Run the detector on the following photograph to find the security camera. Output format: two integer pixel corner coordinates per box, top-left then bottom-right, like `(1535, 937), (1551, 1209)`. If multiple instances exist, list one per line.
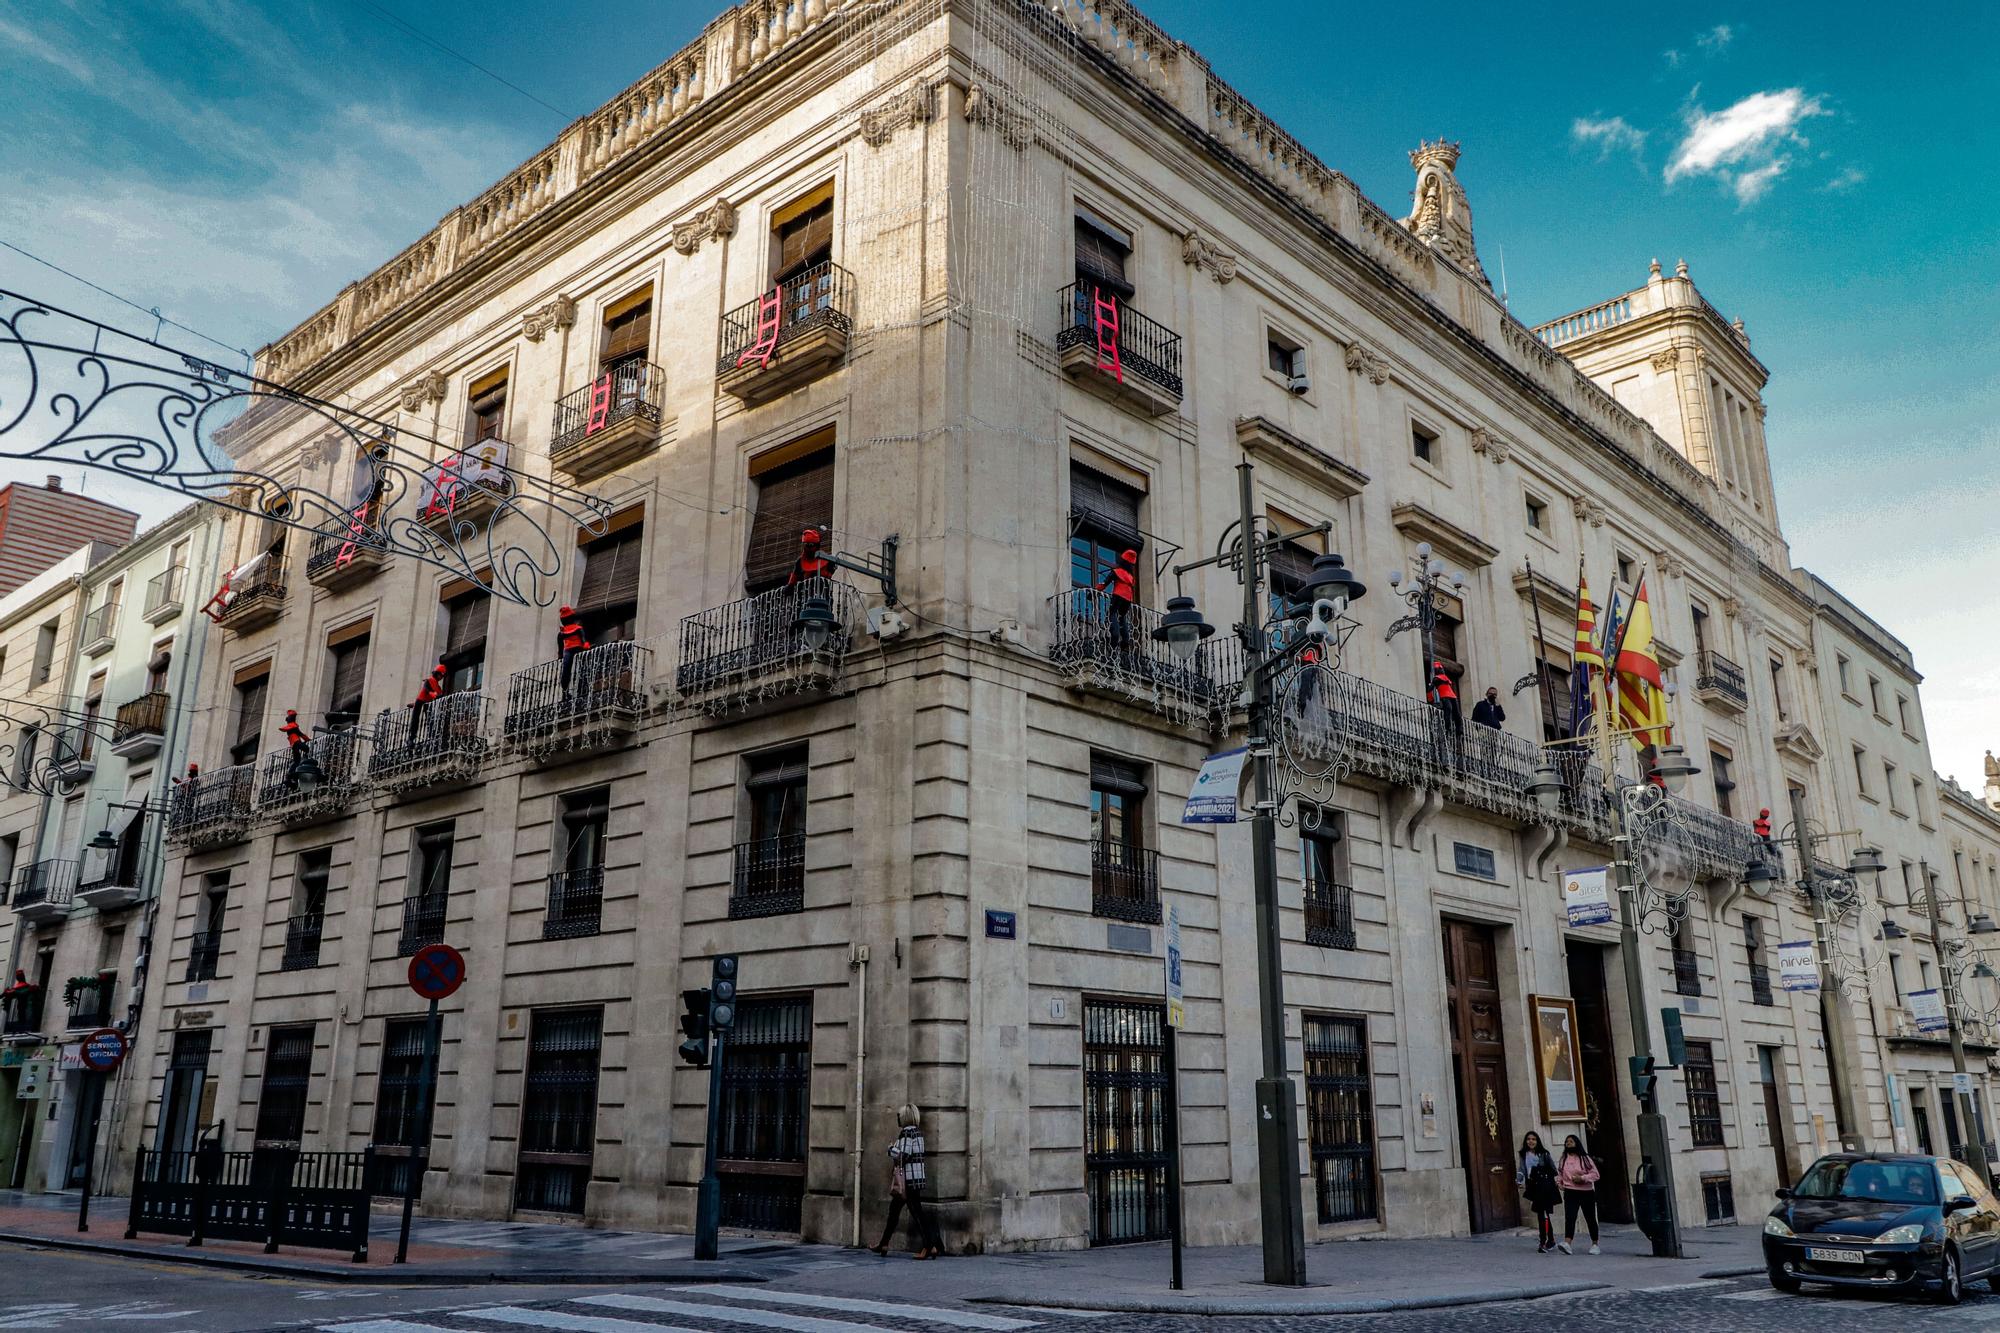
(1287, 371), (1311, 396)
(1304, 597), (1343, 642)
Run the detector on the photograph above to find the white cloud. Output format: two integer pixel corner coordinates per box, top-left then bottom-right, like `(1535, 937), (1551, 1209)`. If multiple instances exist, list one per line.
(1664, 87), (1827, 203)
(1697, 24), (1734, 53)
(1821, 165), (1867, 192)
(1662, 48), (1684, 69)
(1572, 115), (1648, 161)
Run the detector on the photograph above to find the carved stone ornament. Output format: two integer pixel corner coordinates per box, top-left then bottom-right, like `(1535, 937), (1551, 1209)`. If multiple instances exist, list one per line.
(1720, 596), (1743, 619)
(1402, 139), (1490, 288)
(670, 200), (738, 257)
(1754, 400), (1768, 421)
(522, 294), (578, 342)
(1468, 426), (1510, 464)
(1651, 348), (1681, 373)
(398, 372), (448, 413)
(859, 81), (937, 147)
(1570, 495), (1607, 528)
(964, 83), (1033, 150)
(1652, 550), (1687, 578)
(1343, 341), (1389, 385)
(1797, 649), (1818, 672)
(1180, 229), (1237, 284)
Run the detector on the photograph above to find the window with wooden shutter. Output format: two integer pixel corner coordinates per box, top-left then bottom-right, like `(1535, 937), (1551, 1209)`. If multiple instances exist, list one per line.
(439, 589), (489, 691)
(232, 672), (268, 765)
(775, 198), (834, 284)
(744, 449), (835, 594)
(575, 529), (642, 643)
(326, 635), (370, 728)
(469, 376), (508, 443)
(1074, 209), (1133, 298)
(1068, 463), (1145, 591)
(599, 297), (651, 370)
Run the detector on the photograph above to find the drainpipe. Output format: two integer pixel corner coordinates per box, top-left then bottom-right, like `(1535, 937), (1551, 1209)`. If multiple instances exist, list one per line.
(850, 943), (869, 1246)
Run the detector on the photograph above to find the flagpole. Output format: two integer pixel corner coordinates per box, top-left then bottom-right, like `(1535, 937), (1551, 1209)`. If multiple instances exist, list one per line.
(1523, 559), (1560, 743)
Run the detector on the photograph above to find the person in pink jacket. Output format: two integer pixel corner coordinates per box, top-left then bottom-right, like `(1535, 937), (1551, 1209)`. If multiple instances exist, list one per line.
(1556, 1132), (1602, 1254)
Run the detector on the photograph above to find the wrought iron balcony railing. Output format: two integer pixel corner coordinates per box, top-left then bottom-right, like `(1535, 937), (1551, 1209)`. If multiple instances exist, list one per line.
(11, 859), (77, 918)
(504, 640), (650, 757)
(730, 833), (805, 920)
(550, 358), (665, 461)
(112, 691), (170, 746)
(305, 527), (389, 586)
(257, 730), (368, 825)
(185, 930), (221, 983)
(81, 601), (119, 654)
(1047, 587), (1243, 728)
(543, 865), (603, 940)
(677, 578), (861, 713)
(0, 987), (43, 1038)
(144, 564), (187, 621)
(281, 914), (324, 971)
(716, 261), (855, 377)
(1694, 649), (1748, 711)
(1673, 947), (1702, 996)
(65, 976), (114, 1030)
(1305, 876), (1357, 950)
(1058, 283), (1185, 399)
(397, 895), (447, 957)
(214, 577), (285, 630)
(1749, 962), (1775, 1006)
(166, 763), (257, 849)
(368, 692), (492, 791)
(1091, 839), (1160, 924)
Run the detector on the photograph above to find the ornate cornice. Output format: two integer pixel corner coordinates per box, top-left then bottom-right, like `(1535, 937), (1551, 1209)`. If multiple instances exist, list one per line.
(522, 295), (577, 342)
(1344, 340), (1388, 385)
(1651, 549), (1687, 578)
(1650, 348), (1680, 374)
(859, 80), (937, 146)
(1181, 229), (1237, 284)
(670, 199), (738, 256)
(1235, 415), (1369, 499)
(1391, 500), (1499, 569)
(398, 371), (447, 413)
(963, 83), (1033, 150)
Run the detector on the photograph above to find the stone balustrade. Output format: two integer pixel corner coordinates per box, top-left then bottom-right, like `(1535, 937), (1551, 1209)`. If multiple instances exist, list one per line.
(459, 144), (562, 266)
(1533, 295), (1632, 347)
(1054, 0), (1182, 100)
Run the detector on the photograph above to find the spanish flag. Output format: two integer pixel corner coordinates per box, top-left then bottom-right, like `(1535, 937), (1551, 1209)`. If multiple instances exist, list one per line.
(1569, 561), (1600, 738)
(1614, 572), (1671, 752)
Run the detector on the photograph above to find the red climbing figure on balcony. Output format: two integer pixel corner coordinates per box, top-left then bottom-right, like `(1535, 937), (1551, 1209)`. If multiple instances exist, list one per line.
(1091, 287), (1122, 383)
(739, 287), (783, 370)
(787, 528), (834, 587)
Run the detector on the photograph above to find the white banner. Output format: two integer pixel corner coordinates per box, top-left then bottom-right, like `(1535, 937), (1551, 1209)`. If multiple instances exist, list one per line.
(1955, 1071), (1976, 1098)
(1181, 747), (1248, 824)
(1910, 988), (1948, 1033)
(1165, 904), (1184, 1030)
(1779, 940), (1819, 992)
(1562, 867), (1611, 927)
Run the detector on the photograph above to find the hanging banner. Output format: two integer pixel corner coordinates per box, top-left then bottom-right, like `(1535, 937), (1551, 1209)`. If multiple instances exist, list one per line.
(1779, 940), (1819, 992)
(1181, 747), (1248, 824)
(1910, 988), (1948, 1033)
(1164, 903), (1184, 1030)
(1562, 867), (1612, 927)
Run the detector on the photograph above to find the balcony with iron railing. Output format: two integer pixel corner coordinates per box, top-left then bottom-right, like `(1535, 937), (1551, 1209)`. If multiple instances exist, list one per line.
(79, 820), (147, 912)
(543, 866), (603, 940)
(213, 575), (286, 633)
(730, 833), (805, 920)
(1694, 649), (1748, 712)
(80, 600), (119, 657)
(716, 261), (855, 404)
(1673, 947), (1702, 997)
(1750, 962), (1775, 1006)
(280, 914), (324, 971)
(1305, 876), (1357, 950)
(64, 973), (115, 1030)
(110, 690), (170, 759)
(256, 731), (368, 827)
(368, 692), (492, 794)
(504, 640), (650, 760)
(1091, 839), (1160, 924)
(185, 930), (220, 983)
(0, 984), (43, 1041)
(549, 360), (665, 481)
(11, 860), (77, 925)
(677, 578), (861, 716)
(1056, 283), (1185, 417)
(144, 564), (187, 623)
(1046, 588), (1243, 731)
(417, 444), (515, 530)
(166, 763), (257, 849)
(305, 525), (389, 591)
(397, 895), (447, 957)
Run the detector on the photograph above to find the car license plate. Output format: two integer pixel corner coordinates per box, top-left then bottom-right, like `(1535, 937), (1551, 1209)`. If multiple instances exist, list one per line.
(1807, 1247), (1866, 1264)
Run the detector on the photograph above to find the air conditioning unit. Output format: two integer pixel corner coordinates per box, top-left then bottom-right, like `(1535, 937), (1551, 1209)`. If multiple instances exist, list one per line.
(1287, 371), (1311, 396)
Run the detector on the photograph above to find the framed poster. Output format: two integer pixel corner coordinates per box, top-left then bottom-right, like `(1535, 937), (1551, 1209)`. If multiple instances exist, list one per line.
(1529, 994), (1587, 1122)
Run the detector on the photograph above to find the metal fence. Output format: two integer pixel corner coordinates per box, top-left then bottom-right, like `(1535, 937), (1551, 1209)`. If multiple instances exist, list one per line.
(676, 578), (860, 706)
(0, 986), (42, 1036)
(1673, 947), (1702, 997)
(11, 859), (77, 912)
(1305, 876), (1356, 950)
(144, 564), (185, 617)
(543, 866), (603, 940)
(504, 640), (650, 755)
(81, 600), (119, 647)
(280, 915), (324, 972)
(1082, 999), (1171, 1244)
(215, 578), (285, 625)
(716, 261), (855, 373)
(305, 528), (384, 579)
(257, 730), (367, 823)
(551, 358), (665, 457)
(368, 692), (492, 789)
(127, 1144), (374, 1261)
(1305, 1014), (1377, 1224)
(1057, 283), (1184, 396)
(111, 690), (169, 745)
(1047, 587), (1242, 721)
(397, 895), (447, 957)
(185, 930), (221, 983)
(166, 763), (257, 848)
(730, 833), (805, 920)
(1090, 839), (1160, 924)
(1695, 649), (1748, 709)
(718, 996), (812, 1233)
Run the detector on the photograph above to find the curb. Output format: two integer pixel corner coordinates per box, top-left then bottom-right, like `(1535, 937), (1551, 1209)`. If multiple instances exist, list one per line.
(969, 1280), (1611, 1316)
(1697, 1265), (1765, 1279)
(0, 1230), (768, 1286)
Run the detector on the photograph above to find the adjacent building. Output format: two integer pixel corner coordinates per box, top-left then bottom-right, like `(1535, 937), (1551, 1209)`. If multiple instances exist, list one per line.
(0, 477), (137, 598)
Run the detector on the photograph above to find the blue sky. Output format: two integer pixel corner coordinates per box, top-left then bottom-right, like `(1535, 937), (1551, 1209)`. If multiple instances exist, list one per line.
(1, 1), (1994, 787)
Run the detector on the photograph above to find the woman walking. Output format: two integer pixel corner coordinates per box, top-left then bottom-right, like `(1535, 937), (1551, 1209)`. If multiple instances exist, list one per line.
(1556, 1133), (1602, 1254)
(1517, 1131), (1561, 1253)
(871, 1104), (944, 1259)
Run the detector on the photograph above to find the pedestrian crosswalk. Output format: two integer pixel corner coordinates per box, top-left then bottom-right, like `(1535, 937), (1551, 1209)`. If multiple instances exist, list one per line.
(320, 1286), (1058, 1333)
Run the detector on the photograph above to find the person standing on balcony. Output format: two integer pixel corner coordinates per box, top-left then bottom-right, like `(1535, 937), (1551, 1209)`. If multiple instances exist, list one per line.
(787, 527), (835, 587)
(1471, 685), (1505, 729)
(1428, 660), (1463, 760)
(557, 606), (591, 692)
(408, 662), (446, 746)
(870, 1104), (944, 1260)
(280, 710), (309, 786)
(1096, 548), (1140, 665)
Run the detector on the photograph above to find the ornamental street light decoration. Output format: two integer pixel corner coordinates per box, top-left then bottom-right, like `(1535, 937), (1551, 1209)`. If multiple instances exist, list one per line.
(0, 701), (124, 798)
(1907, 864), (1995, 1180)
(0, 287), (612, 606)
(1155, 460), (1364, 1286)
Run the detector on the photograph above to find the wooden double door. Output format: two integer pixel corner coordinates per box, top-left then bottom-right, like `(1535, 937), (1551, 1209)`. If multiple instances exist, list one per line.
(1444, 919), (1517, 1233)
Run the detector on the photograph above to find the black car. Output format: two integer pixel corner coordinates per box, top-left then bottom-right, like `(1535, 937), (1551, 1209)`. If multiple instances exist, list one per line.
(1764, 1152), (2000, 1302)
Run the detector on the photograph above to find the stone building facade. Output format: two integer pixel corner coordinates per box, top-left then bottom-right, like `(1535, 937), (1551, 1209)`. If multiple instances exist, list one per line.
(93, 0), (1946, 1250)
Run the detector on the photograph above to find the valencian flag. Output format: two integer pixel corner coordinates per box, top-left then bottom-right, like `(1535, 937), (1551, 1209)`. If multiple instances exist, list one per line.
(1569, 560), (1601, 739)
(1613, 572), (1671, 751)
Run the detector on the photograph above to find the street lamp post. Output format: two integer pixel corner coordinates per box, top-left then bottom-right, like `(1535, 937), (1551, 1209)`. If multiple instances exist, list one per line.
(1161, 461), (1364, 1285)
(1919, 862), (1993, 1181)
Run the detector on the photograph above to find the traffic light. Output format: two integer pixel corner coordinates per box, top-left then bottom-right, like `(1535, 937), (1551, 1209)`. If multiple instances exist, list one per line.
(679, 987), (711, 1066)
(1659, 1007), (1687, 1068)
(1629, 1054), (1656, 1101)
(709, 955), (739, 1032)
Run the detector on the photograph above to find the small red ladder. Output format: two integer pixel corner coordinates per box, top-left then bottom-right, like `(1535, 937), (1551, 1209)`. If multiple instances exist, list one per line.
(739, 287), (783, 369)
(1092, 289), (1122, 383)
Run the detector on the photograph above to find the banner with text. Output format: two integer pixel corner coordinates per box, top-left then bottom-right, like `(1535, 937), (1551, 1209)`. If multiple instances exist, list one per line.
(1562, 868), (1612, 928)
(1910, 988), (1949, 1033)
(1182, 748), (1248, 824)
(1779, 940), (1819, 992)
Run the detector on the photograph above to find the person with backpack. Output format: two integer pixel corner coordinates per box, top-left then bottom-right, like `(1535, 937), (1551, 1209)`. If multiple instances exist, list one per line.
(1517, 1130), (1560, 1253)
(1556, 1132), (1602, 1254)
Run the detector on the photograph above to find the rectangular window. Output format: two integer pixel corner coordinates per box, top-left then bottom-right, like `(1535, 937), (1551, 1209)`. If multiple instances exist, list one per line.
(440, 586), (490, 692)
(1305, 1014), (1377, 1223)
(717, 995), (813, 1232)
(515, 1007), (603, 1214)
(1709, 749), (1736, 818)
(31, 621), (56, 685)
(147, 639), (173, 693)
(12, 725), (36, 787)
(371, 1016), (440, 1198)
(1836, 654), (1853, 695)
(157, 1029), (214, 1155)
(1673, 918), (1701, 997)
(574, 525), (642, 644)
(746, 444), (835, 595)
(736, 748), (807, 919)
(1068, 462), (1145, 594)
(599, 292), (652, 373)
(1090, 754), (1157, 922)
(546, 788), (608, 940)
(775, 194), (835, 286)
(1867, 675), (1884, 717)
(469, 373), (507, 444)
(1265, 539), (1319, 621)
(254, 1024), (315, 1145)
(188, 876), (226, 982)
(325, 628), (371, 729)
(1852, 746), (1869, 796)
(1914, 778), (1928, 826)
(1615, 552), (1635, 586)
(1885, 762), (1901, 813)
(1524, 495), (1546, 531)
(1302, 813), (1354, 949)
(400, 822), (454, 956)
(1897, 695), (1914, 734)
(1411, 422), (1438, 464)
(1083, 998), (1169, 1244)
(1425, 603), (1465, 695)
(1701, 1172), (1736, 1224)
(1266, 331), (1302, 378)
(80, 671), (105, 762)
(1769, 657), (1788, 720)
(231, 669), (268, 766)
(1684, 1041), (1724, 1147)
(282, 848), (330, 972)
(1074, 207), (1132, 298)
